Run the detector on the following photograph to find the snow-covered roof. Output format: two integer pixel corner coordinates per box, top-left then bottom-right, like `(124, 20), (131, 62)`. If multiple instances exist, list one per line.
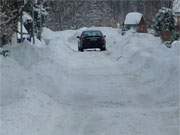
(124, 12), (143, 25)
(22, 12), (33, 23)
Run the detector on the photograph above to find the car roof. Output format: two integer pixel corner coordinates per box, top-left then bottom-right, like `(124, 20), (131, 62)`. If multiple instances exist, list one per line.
(82, 30), (102, 33)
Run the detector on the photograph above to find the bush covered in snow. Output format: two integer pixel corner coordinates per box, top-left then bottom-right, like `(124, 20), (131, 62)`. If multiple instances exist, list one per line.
(153, 7), (175, 35)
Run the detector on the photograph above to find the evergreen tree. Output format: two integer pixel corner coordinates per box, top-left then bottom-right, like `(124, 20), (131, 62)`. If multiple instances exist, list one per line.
(153, 7), (175, 35)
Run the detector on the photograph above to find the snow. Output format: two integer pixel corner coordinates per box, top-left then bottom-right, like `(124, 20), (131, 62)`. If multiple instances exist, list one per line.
(173, 0), (180, 12)
(34, 4), (48, 16)
(17, 22), (29, 39)
(124, 12), (143, 25)
(0, 27), (180, 135)
(22, 12), (33, 23)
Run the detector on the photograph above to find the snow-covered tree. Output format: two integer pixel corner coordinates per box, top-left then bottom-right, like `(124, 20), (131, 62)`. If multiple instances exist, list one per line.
(0, 0), (23, 46)
(34, 2), (48, 40)
(153, 7), (175, 34)
(45, 0), (173, 31)
(23, 0), (48, 40)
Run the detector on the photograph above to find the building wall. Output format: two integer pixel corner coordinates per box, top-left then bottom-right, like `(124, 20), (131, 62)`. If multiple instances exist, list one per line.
(138, 17), (147, 33)
(176, 16), (180, 31)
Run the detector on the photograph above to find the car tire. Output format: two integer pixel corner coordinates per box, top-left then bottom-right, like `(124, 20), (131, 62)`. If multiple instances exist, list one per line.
(78, 43), (84, 52)
(100, 46), (106, 51)
(78, 47), (84, 52)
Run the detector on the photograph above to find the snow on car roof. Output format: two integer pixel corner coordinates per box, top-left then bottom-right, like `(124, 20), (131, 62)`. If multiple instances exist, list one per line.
(83, 30), (102, 32)
(124, 12), (143, 25)
(82, 30), (102, 37)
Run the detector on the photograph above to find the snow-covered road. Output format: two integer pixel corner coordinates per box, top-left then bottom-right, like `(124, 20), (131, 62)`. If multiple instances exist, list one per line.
(0, 27), (179, 135)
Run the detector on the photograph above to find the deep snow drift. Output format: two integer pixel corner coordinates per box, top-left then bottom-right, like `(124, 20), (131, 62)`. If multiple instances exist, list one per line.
(0, 27), (180, 135)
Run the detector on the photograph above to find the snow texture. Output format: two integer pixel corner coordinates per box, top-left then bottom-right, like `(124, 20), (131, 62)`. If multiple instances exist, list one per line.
(0, 27), (180, 135)
(124, 12), (143, 25)
(173, 0), (180, 12)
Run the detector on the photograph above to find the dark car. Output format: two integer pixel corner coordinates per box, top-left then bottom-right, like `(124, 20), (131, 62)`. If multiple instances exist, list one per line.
(77, 30), (106, 52)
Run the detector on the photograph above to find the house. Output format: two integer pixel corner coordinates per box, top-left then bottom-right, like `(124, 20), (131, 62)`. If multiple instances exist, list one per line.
(17, 22), (31, 43)
(124, 12), (147, 33)
(175, 12), (180, 32)
(22, 12), (33, 35)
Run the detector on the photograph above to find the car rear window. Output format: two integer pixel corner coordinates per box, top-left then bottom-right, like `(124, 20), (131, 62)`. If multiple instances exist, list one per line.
(82, 31), (102, 37)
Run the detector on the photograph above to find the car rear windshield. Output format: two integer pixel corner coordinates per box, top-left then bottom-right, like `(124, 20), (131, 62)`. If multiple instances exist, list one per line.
(82, 31), (103, 37)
